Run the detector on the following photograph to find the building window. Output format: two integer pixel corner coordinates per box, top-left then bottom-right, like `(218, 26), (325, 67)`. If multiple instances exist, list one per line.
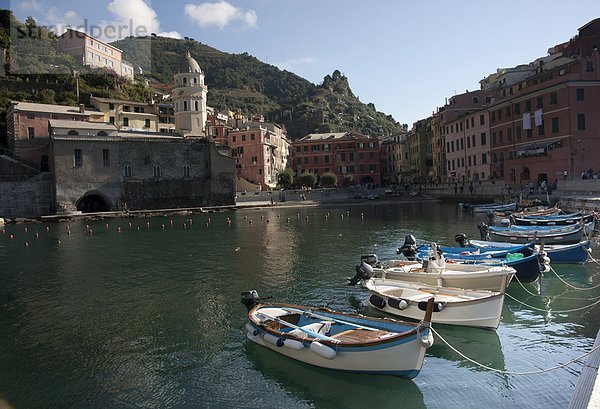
(124, 164), (132, 177)
(516, 126), (521, 139)
(538, 123), (545, 136)
(577, 114), (586, 130)
(479, 114), (485, 125)
(514, 103), (520, 114)
(586, 61), (594, 72)
(153, 165), (162, 177)
(472, 134), (475, 147)
(552, 117), (559, 133)
(232, 135), (236, 142)
(195, 101), (199, 111)
(183, 165), (190, 177)
(251, 133), (255, 140)
(145, 119), (151, 128)
(576, 88), (585, 101)
(242, 135), (246, 141)
(525, 100), (531, 112)
(507, 128), (512, 141)
(304, 157), (308, 164)
(74, 149), (82, 167)
(480, 133), (486, 145)
(123, 117), (129, 126)
(102, 149), (110, 167)
(109, 116), (115, 124)
(481, 153), (487, 164)
(527, 129), (532, 138)
(183, 101), (188, 111)
(324, 155), (330, 163)
(536, 96), (543, 109)
(313, 156), (318, 164)
(550, 92), (557, 105)
(27, 127), (35, 139)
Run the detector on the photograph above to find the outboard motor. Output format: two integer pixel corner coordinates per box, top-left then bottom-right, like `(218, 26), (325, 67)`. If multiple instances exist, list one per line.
(241, 290), (261, 312)
(477, 222), (489, 240)
(455, 233), (469, 247)
(360, 254), (378, 266)
(397, 234), (418, 260)
(486, 209), (494, 219)
(348, 261), (374, 286)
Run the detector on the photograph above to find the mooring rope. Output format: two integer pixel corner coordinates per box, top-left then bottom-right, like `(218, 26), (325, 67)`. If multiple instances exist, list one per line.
(505, 293), (600, 313)
(512, 273), (541, 297)
(548, 265), (600, 291)
(431, 327), (600, 376)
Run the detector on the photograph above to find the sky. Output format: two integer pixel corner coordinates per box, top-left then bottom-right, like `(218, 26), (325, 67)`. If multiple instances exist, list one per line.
(6, 0), (599, 126)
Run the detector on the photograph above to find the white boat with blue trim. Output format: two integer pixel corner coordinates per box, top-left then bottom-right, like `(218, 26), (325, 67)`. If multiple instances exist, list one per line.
(241, 290), (434, 378)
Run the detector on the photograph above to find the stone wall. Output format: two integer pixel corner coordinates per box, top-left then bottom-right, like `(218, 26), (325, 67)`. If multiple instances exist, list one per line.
(0, 173), (53, 218)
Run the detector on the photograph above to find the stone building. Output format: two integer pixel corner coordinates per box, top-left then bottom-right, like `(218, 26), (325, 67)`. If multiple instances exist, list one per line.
(49, 119), (235, 213)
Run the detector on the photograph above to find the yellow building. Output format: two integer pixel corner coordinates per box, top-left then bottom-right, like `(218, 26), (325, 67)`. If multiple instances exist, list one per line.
(90, 97), (158, 132)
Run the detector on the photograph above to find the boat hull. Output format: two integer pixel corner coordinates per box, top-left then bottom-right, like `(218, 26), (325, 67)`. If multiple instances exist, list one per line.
(246, 303), (433, 378)
(365, 280), (505, 329)
(467, 239), (592, 264)
(373, 263), (515, 292)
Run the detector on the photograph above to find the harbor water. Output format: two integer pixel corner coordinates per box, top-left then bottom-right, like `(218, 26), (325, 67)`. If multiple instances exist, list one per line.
(0, 201), (599, 408)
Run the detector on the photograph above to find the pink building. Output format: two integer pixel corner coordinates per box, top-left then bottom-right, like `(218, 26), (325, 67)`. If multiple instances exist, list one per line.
(58, 29), (134, 80)
(228, 123), (290, 190)
(489, 18), (600, 186)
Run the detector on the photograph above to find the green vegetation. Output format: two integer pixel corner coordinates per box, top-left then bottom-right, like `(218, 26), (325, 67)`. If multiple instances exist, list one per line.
(277, 168), (294, 190)
(0, 12), (403, 146)
(320, 172), (337, 187)
(112, 36), (403, 139)
(296, 172), (317, 188)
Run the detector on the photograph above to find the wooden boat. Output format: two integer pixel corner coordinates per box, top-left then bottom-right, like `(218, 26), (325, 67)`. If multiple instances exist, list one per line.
(364, 276), (508, 329)
(468, 202), (517, 214)
(481, 222), (587, 244)
(467, 239), (592, 264)
(512, 213), (593, 227)
(348, 248), (516, 291)
(241, 290), (435, 378)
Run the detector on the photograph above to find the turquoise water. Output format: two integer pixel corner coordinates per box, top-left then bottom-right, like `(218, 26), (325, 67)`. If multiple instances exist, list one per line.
(0, 202), (598, 408)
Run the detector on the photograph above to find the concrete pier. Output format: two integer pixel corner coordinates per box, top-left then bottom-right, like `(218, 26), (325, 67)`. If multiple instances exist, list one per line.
(569, 329), (600, 408)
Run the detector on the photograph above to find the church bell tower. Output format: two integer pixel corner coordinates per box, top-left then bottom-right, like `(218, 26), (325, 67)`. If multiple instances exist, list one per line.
(173, 51), (208, 136)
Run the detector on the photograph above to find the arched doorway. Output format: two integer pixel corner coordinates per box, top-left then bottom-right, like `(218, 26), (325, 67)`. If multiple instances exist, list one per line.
(76, 194), (111, 213)
(40, 155), (49, 172)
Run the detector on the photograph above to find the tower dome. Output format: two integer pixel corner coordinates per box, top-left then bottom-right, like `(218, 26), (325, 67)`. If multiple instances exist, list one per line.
(178, 51), (201, 74)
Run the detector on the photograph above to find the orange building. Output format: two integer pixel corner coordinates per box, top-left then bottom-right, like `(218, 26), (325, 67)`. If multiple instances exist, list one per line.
(292, 132), (381, 186)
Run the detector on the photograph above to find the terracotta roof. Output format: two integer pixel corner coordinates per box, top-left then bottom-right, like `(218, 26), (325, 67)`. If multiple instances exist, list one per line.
(11, 101), (101, 115)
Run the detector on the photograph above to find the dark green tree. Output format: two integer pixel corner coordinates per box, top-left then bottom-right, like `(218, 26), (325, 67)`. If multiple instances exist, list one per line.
(320, 172), (337, 187)
(277, 168), (294, 189)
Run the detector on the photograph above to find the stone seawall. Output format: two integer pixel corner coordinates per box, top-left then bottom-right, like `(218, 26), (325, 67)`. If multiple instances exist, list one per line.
(0, 173), (53, 218)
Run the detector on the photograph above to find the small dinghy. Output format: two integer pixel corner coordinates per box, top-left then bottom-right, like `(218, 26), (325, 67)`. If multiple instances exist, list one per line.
(364, 277), (508, 330)
(241, 290), (435, 378)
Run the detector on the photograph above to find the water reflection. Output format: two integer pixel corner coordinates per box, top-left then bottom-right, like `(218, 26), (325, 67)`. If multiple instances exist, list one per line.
(245, 342), (426, 409)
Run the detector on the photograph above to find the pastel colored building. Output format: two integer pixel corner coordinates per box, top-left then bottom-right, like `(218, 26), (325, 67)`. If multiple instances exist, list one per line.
(292, 132), (381, 187)
(57, 29), (134, 80)
(227, 122), (290, 190)
(90, 97), (159, 132)
(6, 101), (104, 170)
(488, 18), (600, 186)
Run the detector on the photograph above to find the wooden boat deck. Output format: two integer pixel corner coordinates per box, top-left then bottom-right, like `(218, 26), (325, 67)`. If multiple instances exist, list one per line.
(331, 328), (390, 342)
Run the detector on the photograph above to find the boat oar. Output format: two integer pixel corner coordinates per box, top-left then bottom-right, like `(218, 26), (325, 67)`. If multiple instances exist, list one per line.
(281, 307), (381, 332)
(255, 311), (340, 343)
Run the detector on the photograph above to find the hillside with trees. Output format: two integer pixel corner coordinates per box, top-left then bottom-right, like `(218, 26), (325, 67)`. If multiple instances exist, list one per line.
(0, 11), (404, 144)
(113, 36), (404, 139)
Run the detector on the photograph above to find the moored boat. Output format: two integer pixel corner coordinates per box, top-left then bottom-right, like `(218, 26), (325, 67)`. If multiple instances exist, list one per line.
(466, 239), (592, 264)
(364, 277), (507, 329)
(241, 290), (435, 378)
(479, 222), (587, 245)
(348, 248), (516, 291)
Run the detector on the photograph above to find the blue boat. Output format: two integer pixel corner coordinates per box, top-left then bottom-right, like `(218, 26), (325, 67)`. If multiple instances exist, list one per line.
(397, 236), (545, 283)
(467, 239), (592, 264)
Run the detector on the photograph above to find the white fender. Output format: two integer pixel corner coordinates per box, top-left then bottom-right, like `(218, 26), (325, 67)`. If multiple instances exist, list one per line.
(282, 339), (305, 350)
(398, 299), (409, 310)
(263, 333), (282, 347)
(310, 341), (336, 360)
(245, 323), (259, 339)
(417, 327), (434, 348)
